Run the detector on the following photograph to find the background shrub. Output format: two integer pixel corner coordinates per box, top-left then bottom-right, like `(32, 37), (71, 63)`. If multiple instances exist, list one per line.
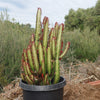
(0, 11), (34, 86)
(63, 27), (100, 62)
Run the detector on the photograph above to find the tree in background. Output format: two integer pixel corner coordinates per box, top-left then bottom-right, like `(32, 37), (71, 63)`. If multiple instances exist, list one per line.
(95, 0), (100, 15)
(64, 0), (100, 35)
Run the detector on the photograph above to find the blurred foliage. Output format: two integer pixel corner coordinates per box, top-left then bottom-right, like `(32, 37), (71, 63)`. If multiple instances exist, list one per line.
(63, 0), (100, 62)
(0, 10), (34, 86)
(62, 28), (100, 62)
(65, 0), (100, 35)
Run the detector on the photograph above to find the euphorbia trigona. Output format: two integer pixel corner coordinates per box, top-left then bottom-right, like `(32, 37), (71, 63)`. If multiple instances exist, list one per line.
(21, 8), (70, 85)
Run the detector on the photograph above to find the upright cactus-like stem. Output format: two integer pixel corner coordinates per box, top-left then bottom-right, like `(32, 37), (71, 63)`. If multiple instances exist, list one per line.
(21, 73), (25, 81)
(26, 75), (33, 84)
(38, 42), (45, 75)
(43, 17), (49, 71)
(59, 42), (70, 59)
(43, 17), (49, 51)
(54, 60), (60, 84)
(54, 22), (59, 37)
(54, 24), (62, 83)
(25, 63), (32, 76)
(47, 47), (51, 75)
(32, 42), (39, 72)
(23, 49), (27, 63)
(27, 46), (34, 71)
(56, 24), (63, 58)
(52, 37), (56, 59)
(35, 8), (41, 48)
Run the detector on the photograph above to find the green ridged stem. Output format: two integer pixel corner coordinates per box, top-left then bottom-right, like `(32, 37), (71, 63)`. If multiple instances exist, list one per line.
(23, 62), (27, 75)
(44, 74), (48, 85)
(54, 25), (63, 84)
(50, 29), (55, 58)
(31, 34), (35, 42)
(38, 43), (45, 74)
(52, 61), (55, 76)
(44, 51), (47, 72)
(21, 73), (25, 81)
(49, 28), (54, 48)
(30, 75), (34, 82)
(43, 18), (49, 71)
(23, 49), (27, 62)
(54, 59), (60, 84)
(26, 63), (32, 76)
(59, 42), (70, 58)
(56, 25), (63, 59)
(35, 8), (41, 47)
(50, 29), (56, 42)
(43, 17), (49, 52)
(54, 22), (59, 37)
(38, 43), (43, 64)
(49, 28), (54, 38)
(43, 16), (47, 26)
(26, 75), (33, 84)
(27, 46), (34, 71)
(32, 42), (39, 72)
(34, 76), (39, 84)
(52, 37), (56, 59)
(41, 60), (45, 74)
(47, 47), (51, 75)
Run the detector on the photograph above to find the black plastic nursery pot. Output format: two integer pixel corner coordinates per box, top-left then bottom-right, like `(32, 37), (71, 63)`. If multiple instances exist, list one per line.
(19, 76), (66, 100)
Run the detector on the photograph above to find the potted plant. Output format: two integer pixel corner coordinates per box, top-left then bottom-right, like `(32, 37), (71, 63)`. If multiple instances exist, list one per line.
(19, 8), (70, 100)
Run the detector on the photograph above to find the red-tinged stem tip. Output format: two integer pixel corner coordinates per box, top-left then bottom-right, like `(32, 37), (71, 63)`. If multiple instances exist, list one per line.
(67, 42), (70, 47)
(43, 16), (47, 23)
(22, 61), (26, 66)
(41, 73), (44, 78)
(55, 22), (58, 26)
(32, 34), (35, 37)
(38, 8), (42, 12)
(49, 28), (54, 37)
(59, 58), (62, 60)
(39, 42), (41, 45)
(44, 17), (49, 25)
(21, 66), (24, 71)
(26, 63), (29, 66)
(60, 50), (63, 55)
(42, 60), (44, 63)
(21, 59), (24, 63)
(61, 40), (63, 50)
(42, 29), (44, 32)
(22, 53), (24, 57)
(52, 36), (56, 40)
(23, 49), (26, 53)
(60, 23), (64, 31)
(27, 45), (31, 50)
(32, 41), (35, 44)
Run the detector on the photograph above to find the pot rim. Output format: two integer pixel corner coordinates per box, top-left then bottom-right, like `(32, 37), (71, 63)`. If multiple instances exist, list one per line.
(19, 76), (66, 91)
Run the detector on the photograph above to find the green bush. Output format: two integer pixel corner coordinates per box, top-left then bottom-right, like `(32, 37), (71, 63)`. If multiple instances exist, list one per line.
(63, 27), (100, 62)
(0, 20), (34, 86)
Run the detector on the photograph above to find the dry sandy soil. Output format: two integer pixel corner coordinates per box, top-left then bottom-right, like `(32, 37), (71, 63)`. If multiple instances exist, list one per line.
(63, 83), (100, 100)
(0, 81), (100, 100)
(0, 60), (100, 100)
